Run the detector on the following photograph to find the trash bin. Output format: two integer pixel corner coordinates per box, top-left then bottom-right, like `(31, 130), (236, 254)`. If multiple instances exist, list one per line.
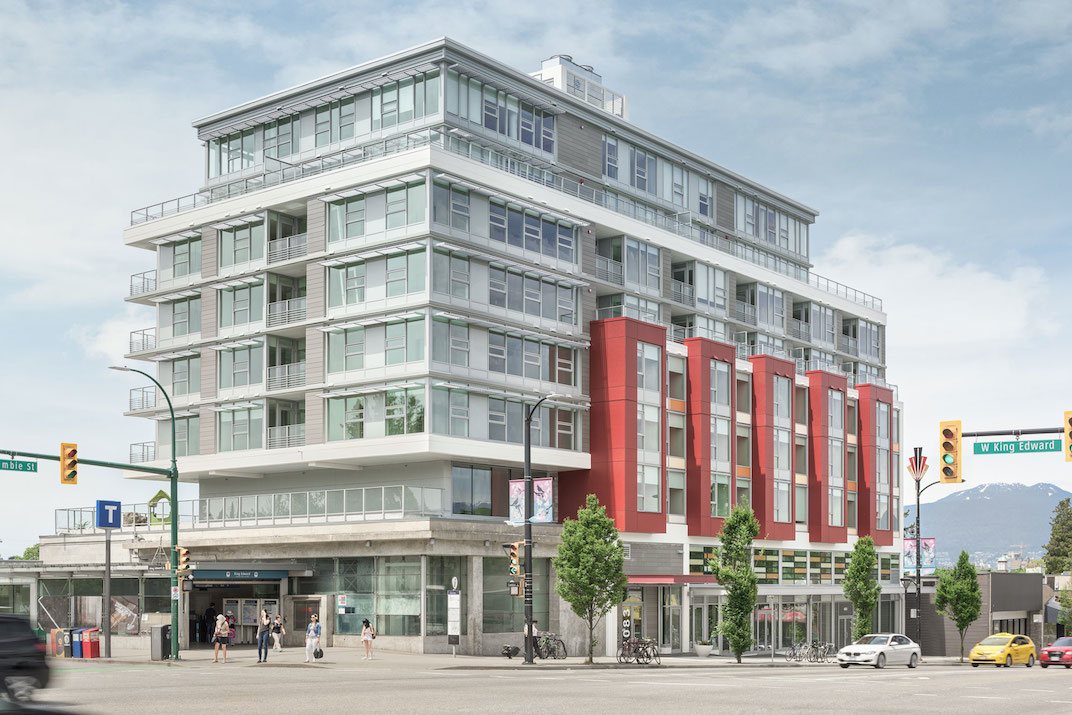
(49, 628), (65, 658)
(62, 628), (74, 658)
(150, 624), (171, 661)
(83, 628), (100, 659)
(72, 628), (85, 658)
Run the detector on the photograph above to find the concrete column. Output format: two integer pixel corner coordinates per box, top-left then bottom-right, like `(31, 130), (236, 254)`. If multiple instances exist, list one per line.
(681, 585), (691, 649)
(467, 556), (482, 656)
(605, 609), (617, 657)
(420, 554), (428, 650)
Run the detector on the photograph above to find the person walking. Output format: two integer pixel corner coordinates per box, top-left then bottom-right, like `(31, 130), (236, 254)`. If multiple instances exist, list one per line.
(256, 609), (271, 663)
(271, 615), (286, 653)
(212, 613), (229, 663)
(304, 614), (321, 663)
(361, 618), (376, 660)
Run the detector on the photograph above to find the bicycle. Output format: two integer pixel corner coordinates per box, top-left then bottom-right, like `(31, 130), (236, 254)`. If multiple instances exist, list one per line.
(535, 632), (568, 660)
(617, 637), (660, 665)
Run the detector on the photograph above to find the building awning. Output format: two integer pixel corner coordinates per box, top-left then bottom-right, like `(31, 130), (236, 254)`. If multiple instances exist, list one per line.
(627, 575), (716, 585)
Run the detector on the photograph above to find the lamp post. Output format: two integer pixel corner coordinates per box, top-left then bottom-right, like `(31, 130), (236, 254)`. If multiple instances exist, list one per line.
(111, 365), (180, 660)
(899, 575), (914, 640)
(523, 392), (562, 665)
(906, 447), (944, 657)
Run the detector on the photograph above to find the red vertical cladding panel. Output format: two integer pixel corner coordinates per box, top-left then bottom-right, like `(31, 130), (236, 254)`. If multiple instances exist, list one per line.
(806, 371), (850, 544)
(855, 383), (895, 546)
(565, 317), (668, 535)
(749, 354), (797, 541)
(684, 336), (737, 537)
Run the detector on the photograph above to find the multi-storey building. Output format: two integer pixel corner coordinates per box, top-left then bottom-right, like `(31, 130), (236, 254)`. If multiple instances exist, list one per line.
(46, 38), (903, 655)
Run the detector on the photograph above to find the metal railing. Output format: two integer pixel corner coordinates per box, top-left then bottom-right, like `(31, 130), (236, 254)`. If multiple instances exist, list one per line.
(595, 304), (663, 325)
(267, 362), (306, 391)
(736, 344), (788, 360)
(787, 318), (811, 342)
(795, 359), (842, 376)
(129, 386), (157, 411)
(671, 279), (695, 306)
(595, 255), (624, 285)
(129, 270), (157, 297)
(267, 424), (305, 449)
(129, 328), (157, 353)
(266, 297), (307, 327)
(267, 233), (308, 264)
(838, 335), (859, 356)
(54, 484), (448, 535)
(129, 442), (156, 464)
(130, 125), (882, 312)
(732, 300), (757, 326)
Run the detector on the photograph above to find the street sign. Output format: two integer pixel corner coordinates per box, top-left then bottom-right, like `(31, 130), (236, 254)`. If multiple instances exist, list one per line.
(973, 439), (1062, 455)
(170, 586), (180, 601)
(447, 589), (461, 646)
(0, 459), (37, 472)
(95, 500), (122, 529)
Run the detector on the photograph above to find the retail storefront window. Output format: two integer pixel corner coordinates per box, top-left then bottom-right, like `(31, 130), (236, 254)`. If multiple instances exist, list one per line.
(482, 557), (549, 633)
(426, 556), (468, 636)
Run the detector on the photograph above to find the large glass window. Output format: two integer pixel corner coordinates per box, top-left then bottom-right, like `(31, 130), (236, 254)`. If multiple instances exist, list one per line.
(711, 416), (731, 465)
(711, 360), (731, 410)
(385, 387), (424, 435)
(773, 376), (792, 422)
(711, 473), (731, 517)
(433, 389), (470, 438)
(637, 342), (661, 393)
(452, 465), (491, 515)
(218, 344), (264, 389)
(219, 222), (265, 268)
(327, 263), (366, 308)
(160, 238), (201, 280)
(625, 238), (661, 290)
(426, 556), (468, 636)
(167, 296), (201, 337)
(487, 201), (576, 262)
(431, 319), (469, 367)
(432, 182), (470, 231)
(385, 250), (426, 297)
(327, 327), (366, 372)
(218, 283), (264, 328)
(736, 477), (751, 511)
(376, 556), (421, 636)
(447, 70), (555, 153)
(829, 437), (844, 527)
(431, 251), (470, 299)
(487, 267), (574, 324)
(667, 469), (686, 516)
(829, 389), (844, 433)
(637, 464), (660, 513)
(217, 406), (263, 452)
(482, 557), (550, 633)
(386, 182), (427, 230)
(795, 484), (807, 524)
(170, 356), (200, 396)
(327, 396), (366, 441)
(384, 318), (425, 365)
(328, 196), (366, 243)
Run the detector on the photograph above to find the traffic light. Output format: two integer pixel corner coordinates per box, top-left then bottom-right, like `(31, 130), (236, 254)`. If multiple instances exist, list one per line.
(939, 420), (962, 483)
(505, 541), (521, 577)
(1063, 411), (1072, 463)
(59, 442), (78, 485)
(175, 546), (191, 576)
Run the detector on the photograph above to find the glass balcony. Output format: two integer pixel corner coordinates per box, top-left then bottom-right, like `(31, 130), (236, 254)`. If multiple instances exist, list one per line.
(129, 328), (157, 353)
(267, 362), (306, 391)
(671, 279), (695, 306)
(129, 441), (156, 463)
(595, 255), (624, 285)
(54, 484), (448, 534)
(267, 233), (308, 264)
(267, 424), (305, 449)
(595, 304), (662, 325)
(838, 335), (859, 356)
(129, 386), (157, 411)
(130, 270), (157, 297)
(732, 300), (757, 326)
(266, 297), (307, 327)
(788, 318), (811, 342)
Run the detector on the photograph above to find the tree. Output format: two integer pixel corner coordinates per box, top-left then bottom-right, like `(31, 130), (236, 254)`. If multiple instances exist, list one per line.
(843, 537), (881, 642)
(1058, 590), (1072, 635)
(708, 505), (759, 663)
(1043, 499), (1072, 574)
(553, 494), (627, 665)
(11, 544), (39, 561)
(934, 550), (982, 662)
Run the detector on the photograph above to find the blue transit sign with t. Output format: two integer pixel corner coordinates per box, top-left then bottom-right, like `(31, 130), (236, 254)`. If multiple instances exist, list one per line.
(96, 500), (122, 529)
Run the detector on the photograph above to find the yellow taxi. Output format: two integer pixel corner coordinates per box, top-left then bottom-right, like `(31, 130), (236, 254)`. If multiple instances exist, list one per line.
(969, 632), (1036, 668)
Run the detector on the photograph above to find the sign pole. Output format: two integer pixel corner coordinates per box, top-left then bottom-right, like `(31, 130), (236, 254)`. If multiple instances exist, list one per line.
(104, 528), (112, 659)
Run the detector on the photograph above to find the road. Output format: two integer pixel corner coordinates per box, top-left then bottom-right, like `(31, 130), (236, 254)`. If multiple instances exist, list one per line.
(22, 648), (1072, 713)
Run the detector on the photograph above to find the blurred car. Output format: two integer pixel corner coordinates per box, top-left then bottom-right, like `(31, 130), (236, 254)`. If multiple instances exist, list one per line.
(1040, 636), (1072, 668)
(969, 632), (1036, 668)
(0, 615), (49, 703)
(837, 633), (920, 669)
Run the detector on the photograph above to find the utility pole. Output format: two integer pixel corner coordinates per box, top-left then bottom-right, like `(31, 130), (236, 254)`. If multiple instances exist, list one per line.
(522, 393), (559, 665)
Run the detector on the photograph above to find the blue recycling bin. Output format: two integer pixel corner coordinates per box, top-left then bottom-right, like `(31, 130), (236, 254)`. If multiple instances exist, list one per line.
(72, 628), (86, 658)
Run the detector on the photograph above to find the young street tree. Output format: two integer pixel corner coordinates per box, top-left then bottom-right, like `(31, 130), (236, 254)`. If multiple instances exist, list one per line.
(1058, 589), (1072, 635)
(553, 494), (627, 665)
(843, 536), (880, 641)
(1043, 498), (1072, 575)
(708, 505), (760, 663)
(935, 551), (982, 662)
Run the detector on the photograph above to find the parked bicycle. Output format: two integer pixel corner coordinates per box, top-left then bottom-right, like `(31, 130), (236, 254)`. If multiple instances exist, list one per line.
(617, 637), (661, 665)
(535, 632), (568, 660)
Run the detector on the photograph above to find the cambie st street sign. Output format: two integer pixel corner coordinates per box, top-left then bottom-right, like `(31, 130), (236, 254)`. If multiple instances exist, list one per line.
(973, 439), (1062, 455)
(0, 459), (38, 472)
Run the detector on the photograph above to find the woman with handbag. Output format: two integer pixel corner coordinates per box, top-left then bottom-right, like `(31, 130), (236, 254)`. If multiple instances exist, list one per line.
(304, 613), (322, 663)
(212, 613), (229, 663)
(256, 609), (271, 663)
(361, 618), (376, 660)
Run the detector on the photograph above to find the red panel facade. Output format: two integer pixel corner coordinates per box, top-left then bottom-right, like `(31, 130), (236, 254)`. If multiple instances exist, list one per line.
(806, 370), (850, 544)
(684, 336), (737, 537)
(559, 317), (667, 534)
(855, 383), (895, 547)
(749, 354), (797, 541)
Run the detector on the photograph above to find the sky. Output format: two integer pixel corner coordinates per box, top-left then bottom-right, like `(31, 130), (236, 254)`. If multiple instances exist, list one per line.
(0, 0), (1070, 555)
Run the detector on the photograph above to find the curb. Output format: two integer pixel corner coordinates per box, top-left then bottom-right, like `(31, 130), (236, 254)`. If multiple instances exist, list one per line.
(440, 660), (968, 671)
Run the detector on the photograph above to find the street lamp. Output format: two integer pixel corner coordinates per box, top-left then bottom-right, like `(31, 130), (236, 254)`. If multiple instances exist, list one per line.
(906, 446), (947, 658)
(111, 365), (180, 660)
(523, 392), (563, 665)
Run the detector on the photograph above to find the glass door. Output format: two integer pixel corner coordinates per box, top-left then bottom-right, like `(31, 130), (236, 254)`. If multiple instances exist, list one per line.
(754, 601), (774, 654)
(660, 587), (681, 653)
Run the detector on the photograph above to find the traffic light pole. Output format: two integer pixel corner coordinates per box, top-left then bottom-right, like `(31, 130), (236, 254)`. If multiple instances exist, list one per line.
(960, 427), (1062, 437)
(522, 394), (555, 666)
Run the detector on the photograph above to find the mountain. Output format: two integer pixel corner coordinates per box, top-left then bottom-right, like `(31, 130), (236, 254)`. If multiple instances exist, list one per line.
(904, 482), (1072, 567)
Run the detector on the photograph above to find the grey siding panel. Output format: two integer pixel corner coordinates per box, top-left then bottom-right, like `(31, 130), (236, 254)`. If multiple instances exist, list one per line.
(624, 542), (681, 575)
(306, 262), (325, 319)
(201, 228), (218, 278)
(306, 198), (327, 253)
(200, 287), (217, 340)
(579, 284), (597, 333)
(305, 391), (324, 445)
(580, 228), (597, 276)
(199, 406), (216, 456)
(556, 112), (603, 178)
(661, 250), (673, 301)
(715, 182), (735, 231)
(305, 327), (324, 385)
(200, 348), (216, 400)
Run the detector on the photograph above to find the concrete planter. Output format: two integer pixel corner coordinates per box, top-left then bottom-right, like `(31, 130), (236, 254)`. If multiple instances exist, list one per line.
(694, 644), (713, 658)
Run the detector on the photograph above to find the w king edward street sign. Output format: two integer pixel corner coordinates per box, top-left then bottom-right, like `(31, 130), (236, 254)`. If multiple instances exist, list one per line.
(974, 439), (1061, 455)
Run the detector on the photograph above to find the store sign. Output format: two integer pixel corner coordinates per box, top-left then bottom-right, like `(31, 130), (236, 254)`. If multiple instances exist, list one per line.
(192, 570), (288, 581)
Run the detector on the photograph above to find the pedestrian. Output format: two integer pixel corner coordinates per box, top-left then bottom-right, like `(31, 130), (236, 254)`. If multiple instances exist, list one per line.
(304, 613), (321, 663)
(271, 615), (286, 653)
(205, 602), (218, 625)
(257, 608), (271, 663)
(212, 613), (229, 663)
(361, 618), (376, 660)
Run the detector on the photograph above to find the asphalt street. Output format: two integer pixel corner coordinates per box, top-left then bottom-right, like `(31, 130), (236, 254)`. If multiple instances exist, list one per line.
(20, 647), (1072, 714)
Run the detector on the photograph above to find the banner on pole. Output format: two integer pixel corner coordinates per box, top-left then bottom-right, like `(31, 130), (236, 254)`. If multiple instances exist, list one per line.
(903, 538), (936, 576)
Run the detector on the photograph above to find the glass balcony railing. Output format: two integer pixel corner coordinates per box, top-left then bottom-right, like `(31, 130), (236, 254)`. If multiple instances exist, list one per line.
(54, 484), (448, 534)
(595, 304), (663, 325)
(129, 328), (157, 353)
(594, 255), (624, 285)
(266, 297), (307, 327)
(267, 362), (306, 391)
(129, 270), (157, 297)
(129, 441), (156, 463)
(787, 318), (811, 342)
(671, 279), (695, 306)
(732, 300), (757, 326)
(267, 233), (308, 264)
(267, 424), (305, 449)
(129, 386), (157, 411)
(838, 335), (859, 356)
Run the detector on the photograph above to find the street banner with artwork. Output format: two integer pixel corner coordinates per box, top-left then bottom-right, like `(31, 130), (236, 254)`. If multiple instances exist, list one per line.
(508, 478), (553, 524)
(903, 538), (936, 576)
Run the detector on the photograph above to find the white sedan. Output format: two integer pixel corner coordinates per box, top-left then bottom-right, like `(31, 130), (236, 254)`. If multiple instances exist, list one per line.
(837, 633), (921, 669)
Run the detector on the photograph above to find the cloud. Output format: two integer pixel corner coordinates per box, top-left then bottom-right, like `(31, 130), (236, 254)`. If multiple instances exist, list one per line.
(988, 104), (1072, 149)
(72, 303), (154, 366)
